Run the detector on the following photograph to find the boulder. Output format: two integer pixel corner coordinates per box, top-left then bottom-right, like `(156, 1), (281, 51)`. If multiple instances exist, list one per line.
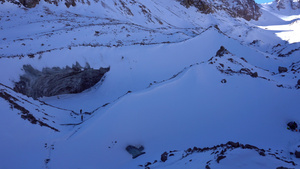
(161, 152), (168, 162)
(126, 145), (145, 159)
(295, 150), (300, 158)
(259, 151), (266, 156)
(250, 72), (258, 78)
(278, 66), (288, 73)
(221, 79), (227, 83)
(287, 121), (298, 131)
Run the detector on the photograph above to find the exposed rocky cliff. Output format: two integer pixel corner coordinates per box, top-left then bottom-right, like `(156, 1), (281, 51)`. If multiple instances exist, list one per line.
(180, 0), (261, 21)
(2, 0), (90, 8)
(14, 63), (110, 99)
(19, 0), (39, 7)
(276, 0), (300, 10)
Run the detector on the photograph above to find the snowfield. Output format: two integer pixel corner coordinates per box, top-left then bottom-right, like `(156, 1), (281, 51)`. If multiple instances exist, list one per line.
(0, 0), (300, 169)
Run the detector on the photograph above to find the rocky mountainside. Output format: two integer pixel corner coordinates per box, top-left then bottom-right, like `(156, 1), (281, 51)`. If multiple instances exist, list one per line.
(1, 0), (87, 8)
(180, 0), (261, 20)
(276, 0), (300, 10)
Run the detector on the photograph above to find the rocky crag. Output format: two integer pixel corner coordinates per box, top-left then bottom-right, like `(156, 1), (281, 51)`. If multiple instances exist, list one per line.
(276, 0), (300, 10)
(0, 0), (89, 8)
(179, 0), (261, 21)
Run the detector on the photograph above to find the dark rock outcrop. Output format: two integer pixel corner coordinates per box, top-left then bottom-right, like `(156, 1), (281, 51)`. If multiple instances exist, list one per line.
(205, 165), (211, 169)
(19, 0), (39, 8)
(296, 79), (300, 89)
(259, 151), (266, 156)
(64, 0), (76, 8)
(126, 145), (146, 159)
(227, 141), (239, 148)
(295, 150), (300, 158)
(276, 167), (293, 169)
(287, 121), (298, 131)
(216, 46), (230, 57)
(250, 72), (258, 78)
(221, 79), (227, 83)
(161, 152), (168, 162)
(182, 0), (214, 13)
(216, 155), (226, 163)
(276, 0), (300, 10)
(14, 63), (109, 99)
(278, 66), (288, 73)
(180, 0), (261, 21)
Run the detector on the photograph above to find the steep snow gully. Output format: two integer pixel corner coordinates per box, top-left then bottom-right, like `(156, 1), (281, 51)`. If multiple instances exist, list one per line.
(0, 0), (300, 169)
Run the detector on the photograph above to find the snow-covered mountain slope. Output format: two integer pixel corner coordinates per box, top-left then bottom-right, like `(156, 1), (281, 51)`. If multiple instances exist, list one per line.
(0, 0), (300, 169)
